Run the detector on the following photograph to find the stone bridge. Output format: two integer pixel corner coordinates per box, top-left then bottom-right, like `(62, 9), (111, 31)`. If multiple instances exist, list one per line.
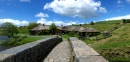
(0, 36), (108, 62)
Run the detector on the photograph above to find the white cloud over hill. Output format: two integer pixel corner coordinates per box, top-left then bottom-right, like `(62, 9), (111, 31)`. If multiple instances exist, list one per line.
(44, 0), (107, 19)
(0, 18), (29, 26)
(104, 14), (130, 21)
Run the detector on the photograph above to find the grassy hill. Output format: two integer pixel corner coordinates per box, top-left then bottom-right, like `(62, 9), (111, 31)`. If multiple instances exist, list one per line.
(83, 20), (122, 32)
(82, 20), (130, 62)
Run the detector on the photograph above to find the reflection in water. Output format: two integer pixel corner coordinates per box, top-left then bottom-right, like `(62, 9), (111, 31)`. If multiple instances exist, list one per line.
(0, 45), (12, 52)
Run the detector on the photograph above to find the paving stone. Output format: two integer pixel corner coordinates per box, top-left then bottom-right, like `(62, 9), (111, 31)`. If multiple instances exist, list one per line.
(43, 40), (71, 62)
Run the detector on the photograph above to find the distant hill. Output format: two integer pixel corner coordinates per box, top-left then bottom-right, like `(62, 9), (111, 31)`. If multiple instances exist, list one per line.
(82, 20), (122, 32)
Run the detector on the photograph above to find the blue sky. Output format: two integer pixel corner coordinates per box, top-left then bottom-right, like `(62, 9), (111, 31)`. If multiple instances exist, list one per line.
(0, 0), (130, 26)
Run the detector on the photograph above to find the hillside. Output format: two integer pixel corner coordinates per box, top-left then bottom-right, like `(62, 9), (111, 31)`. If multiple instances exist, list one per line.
(83, 20), (122, 32)
(82, 20), (130, 62)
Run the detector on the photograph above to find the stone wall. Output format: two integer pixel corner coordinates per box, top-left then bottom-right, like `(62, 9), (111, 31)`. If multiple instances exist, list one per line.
(69, 37), (108, 62)
(0, 36), (62, 62)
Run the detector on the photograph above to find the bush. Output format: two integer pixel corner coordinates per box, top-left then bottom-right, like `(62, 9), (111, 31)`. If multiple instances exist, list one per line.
(4, 35), (27, 46)
(0, 22), (18, 37)
(90, 21), (95, 25)
(7, 38), (17, 45)
(0, 40), (8, 45)
(68, 31), (76, 37)
(14, 42), (22, 46)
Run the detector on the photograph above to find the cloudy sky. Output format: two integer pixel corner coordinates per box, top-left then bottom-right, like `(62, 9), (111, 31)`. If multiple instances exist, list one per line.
(0, 0), (130, 26)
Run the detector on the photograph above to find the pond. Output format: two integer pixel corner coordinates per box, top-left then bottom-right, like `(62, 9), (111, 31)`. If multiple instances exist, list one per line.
(0, 45), (12, 52)
(0, 36), (12, 52)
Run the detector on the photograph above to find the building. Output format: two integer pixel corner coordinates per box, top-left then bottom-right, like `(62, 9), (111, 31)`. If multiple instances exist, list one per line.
(30, 24), (50, 35)
(30, 24), (100, 37)
(80, 27), (100, 37)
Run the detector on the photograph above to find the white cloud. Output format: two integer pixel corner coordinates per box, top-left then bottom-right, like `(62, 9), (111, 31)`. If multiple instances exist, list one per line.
(37, 18), (53, 25)
(35, 12), (49, 18)
(37, 18), (84, 26)
(103, 14), (130, 21)
(0, 18), (29, 26)
(37, 18), (64, 26)
(99, 7), (107, 13)
(117, 0), (122, 4)
(126, 0), (130, 3)
(20, 0), (30, 2)
(117, 0), (125, 7)
(44, 0), (107, 19)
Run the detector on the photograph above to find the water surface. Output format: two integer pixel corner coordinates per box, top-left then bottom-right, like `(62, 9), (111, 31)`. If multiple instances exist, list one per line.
(0, 45), (12, 52)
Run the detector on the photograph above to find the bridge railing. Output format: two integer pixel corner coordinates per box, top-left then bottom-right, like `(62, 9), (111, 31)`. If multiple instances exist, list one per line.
(69, 37), (108, 62)
(0, 36), (62, 62)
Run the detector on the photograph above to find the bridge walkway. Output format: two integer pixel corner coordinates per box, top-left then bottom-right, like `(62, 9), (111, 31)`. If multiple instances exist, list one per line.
(43, 39), (71, 62)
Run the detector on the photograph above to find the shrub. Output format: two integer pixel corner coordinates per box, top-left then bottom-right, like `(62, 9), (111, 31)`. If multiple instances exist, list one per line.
(7, 38), (17, 45)
(68, 31), (76, 37)
(90, 21), (95, 25)
(0, 40), (8, 45)
(0, 22), (18, 37)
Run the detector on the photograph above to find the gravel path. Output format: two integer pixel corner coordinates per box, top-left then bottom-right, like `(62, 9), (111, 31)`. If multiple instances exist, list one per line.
(43, 40), (71, 62)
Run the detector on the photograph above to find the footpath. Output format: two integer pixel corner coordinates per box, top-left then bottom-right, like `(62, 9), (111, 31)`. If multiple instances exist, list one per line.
(44, 39), (71, 62)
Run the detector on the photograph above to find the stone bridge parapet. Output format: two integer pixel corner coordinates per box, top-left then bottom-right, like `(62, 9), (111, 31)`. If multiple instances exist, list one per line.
(69, 37), (108, 62)
(0, 36), (62, 62)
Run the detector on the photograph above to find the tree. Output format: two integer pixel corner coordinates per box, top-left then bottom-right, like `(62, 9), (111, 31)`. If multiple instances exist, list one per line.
(122, 19), (126, 23)
(49, 23), (57, 34)
(0, 22), (18, 37)
(27, 22), (38, 30)
(90, 21), (94, 25)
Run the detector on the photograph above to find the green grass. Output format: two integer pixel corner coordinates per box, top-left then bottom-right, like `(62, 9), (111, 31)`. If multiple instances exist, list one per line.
(81, 20), (130, 62)
(110, 57), (130, 62)
(62, 34), (70, 39)
(82, 38), (95, 44)
(18, 28), (29, 35)
(92, 23), (130, 51)
(14, 36), (43, 46)
(83, 23), (116, 32)
(83, 20), (122, 32)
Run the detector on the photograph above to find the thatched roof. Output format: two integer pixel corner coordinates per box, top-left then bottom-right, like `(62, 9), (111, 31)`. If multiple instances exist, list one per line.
(57, 26), (63, 30)
(60, 25), (75, 31)
(66, 26), (75, 31)
(58, 25), (100, 33)
(31, 24), (50, 31)
(81, 28), (99, 33)
(73, 26), (85, 32)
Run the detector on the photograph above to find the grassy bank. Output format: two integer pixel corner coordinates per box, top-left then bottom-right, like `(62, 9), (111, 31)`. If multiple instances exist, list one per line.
(14, 36), (43, 46)
(83, 23), (130, 62)
(83, 20), (122, 32)
(0, 36), (43, 46)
